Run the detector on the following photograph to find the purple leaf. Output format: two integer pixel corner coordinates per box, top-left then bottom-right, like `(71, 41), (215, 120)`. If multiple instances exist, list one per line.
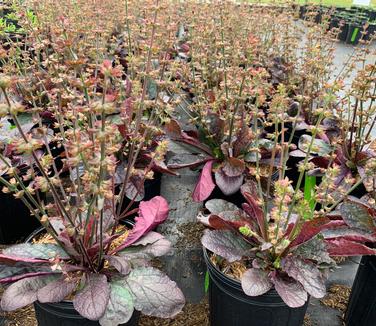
(125, 175), (145, 202)
(37, 277), (77, 303)
(215, 169), (244, 196)
(192, 160), (215, 202)
(282, 256), (326, 298)
(271, 274), (308, 308)
(127, 232), (171, 257)
(1, 275), (57, 311)
(106, 256), (131, 275)
(99, 280), (134, 326)
(290, 217), (331, 247)
(298, 135), (333, 156)
(126, 267), (185, 318)
(241, 268), (272, 296)
(242, 192), (266, 239)
(73, 274), (110, 321)
(3, 243), (70, 260)
(0, 261), (54, 283)
(165, 119), (182, 138)
(201, 229), (251, 262)
(289, 150), (308, 158)
(205, 199), (238, 215)
(340, 201), (376, 234)
(115, 196), (169, 250)
(322, 226), (376, 243)
(293, 236), (333, 265)
(325, 238), (376, 256)
(222, 158), (245, 177)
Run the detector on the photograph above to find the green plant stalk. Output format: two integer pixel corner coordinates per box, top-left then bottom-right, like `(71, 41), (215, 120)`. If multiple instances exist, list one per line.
(228, 75), (246, 146)
(304, 173), (316, 212)
(285, 112), (325, 229)
(117, 0), (160, 216)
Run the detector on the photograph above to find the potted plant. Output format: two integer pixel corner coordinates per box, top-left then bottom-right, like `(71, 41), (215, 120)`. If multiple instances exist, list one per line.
(0, 0), (186, 324)
(198, 174), (376, 326)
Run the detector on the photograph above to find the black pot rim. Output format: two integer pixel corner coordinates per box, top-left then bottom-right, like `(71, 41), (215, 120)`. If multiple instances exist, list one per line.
(203, 247), (282, 299)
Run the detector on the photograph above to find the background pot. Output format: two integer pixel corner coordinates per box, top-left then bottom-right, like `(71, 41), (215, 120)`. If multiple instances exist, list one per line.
(204, 249), (309, 326)
(345, 255), (376, 326)
(119, 172), (162, 220)
(0, 171), (41, 244)
(34, 301), (140, 326)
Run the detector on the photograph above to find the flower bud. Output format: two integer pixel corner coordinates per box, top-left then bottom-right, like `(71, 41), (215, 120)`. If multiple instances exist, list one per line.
(0, 74), (11, 90)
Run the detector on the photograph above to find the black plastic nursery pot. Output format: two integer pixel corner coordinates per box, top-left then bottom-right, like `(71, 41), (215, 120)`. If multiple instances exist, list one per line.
(119, 172), (162, 219)
(34, 301), (140, 326)
(0, 173), (41, 244)
(345, 255), (376, 326)
(203, 249), (309, 326)
(365, 23), (376, 41)
(338, 22), (350, 42)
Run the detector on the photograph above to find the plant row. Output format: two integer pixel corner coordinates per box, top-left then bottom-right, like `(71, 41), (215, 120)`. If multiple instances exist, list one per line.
(0, 1), (374, 326)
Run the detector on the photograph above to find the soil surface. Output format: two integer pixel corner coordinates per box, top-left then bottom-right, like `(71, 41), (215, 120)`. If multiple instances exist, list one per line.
(175, 222), (206, 249)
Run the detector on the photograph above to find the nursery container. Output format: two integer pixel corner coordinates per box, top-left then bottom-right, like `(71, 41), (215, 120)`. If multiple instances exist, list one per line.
(34, 301), (140, 326)
(0, 171), (41, 244)
(345, 255), (376, 326)
(365, 23), (376, 41)
(203, 249), (309, 326)
(338, 21), (350, 42)
(119, 172), (162, 218)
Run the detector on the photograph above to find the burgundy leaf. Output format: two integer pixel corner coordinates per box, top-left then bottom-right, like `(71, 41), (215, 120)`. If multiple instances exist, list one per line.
(310, 156), (330, 169)
(289, 150), (307, 158)
(57, 232), (80, 258)
(340, 201), (376, 234)
(282, 256), (326, 298)
(192, 160), (215, 202)
(118, 232), (171, 260)
(106, 256), (131, 275)
(222, 158), (245, 177)
(241, 268), (272, 296)
(240, 180), (259, 198)
(152, 160), (178, 176)
(271, 274), (308, 308)
(242, 192), (266, 239)
(325, 239), (376, 256)
(205, 199), (239, 214)
(208, 214), (247, 232)
(125, 175), (145, 202)
(293, 236), (333, 264)
(165, 119), (182, 138)
(215, 169), (244, 196)
(201, 229), (251, 262)
(290, 217), (331, 247)
(73, 273), (110, 321)
(322, 227), (376, 243)
(1, 275), (57, 311)
(37, 277), (77, 303)
(0, 254), (49, 265)
(114, 196), (169, 251)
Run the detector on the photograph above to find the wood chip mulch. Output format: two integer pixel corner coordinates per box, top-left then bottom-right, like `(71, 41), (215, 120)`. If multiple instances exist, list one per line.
(139, 298), (209, 326)
(320, 284), (351, 313)
(0, 304), (37, 326)
(0, 284), (351, 325)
